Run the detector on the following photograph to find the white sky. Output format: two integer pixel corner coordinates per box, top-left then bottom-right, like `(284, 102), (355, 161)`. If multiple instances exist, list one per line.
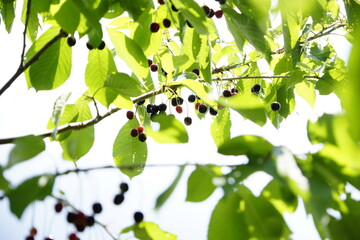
(0, 1), (352, 240)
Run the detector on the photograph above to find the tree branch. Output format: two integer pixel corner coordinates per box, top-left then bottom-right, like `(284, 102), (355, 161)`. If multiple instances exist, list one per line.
(19, 0), (32, 69)
(0, 30), (67, 96)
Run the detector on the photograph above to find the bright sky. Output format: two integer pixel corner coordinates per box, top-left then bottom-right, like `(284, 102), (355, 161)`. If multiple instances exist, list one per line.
(0, 1), (352, 240)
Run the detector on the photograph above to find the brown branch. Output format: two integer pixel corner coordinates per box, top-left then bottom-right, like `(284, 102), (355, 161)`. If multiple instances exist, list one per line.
(0, 30), (67, 96)
(19, 0), (32, 69)
(307, 23), (347, 41)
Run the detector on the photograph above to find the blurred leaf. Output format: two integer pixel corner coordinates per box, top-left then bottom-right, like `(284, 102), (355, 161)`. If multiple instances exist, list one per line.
(329, 197), (360, 240)
(50, 92), (72, 139)
(237, 185), (290, 239)
(155, 165), (185, 209)
(211, 108), (231, 147)
(344, 0), (360, 32)
(208, 191), (249, 240)
(7, 135), (45, 168)
(0, 167), (10, 191)
(295, 80), (316, 108)
(108, 28), (149, 79)
(113, 118), (147, 178)
(186, 165), (219, 202)
(122, 222), (176, 240)
(146, 113), (188, 143)
(261, 180), (298, 213)
(7, 175), (55, 219)
(218, 135), (273, 158)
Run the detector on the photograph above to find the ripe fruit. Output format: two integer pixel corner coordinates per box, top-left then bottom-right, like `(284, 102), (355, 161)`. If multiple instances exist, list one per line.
(55, 201), (63, 213)
(138, 132), (147, 142)
(210, 107), (218, 116)
(86, 216), (95, 226)
(251, 84), (261, 94)
(184, 117), (192, 126)
(192, 68), (200, 76)
(150, 64), (158, 72)
(207, 8), (215, 18)
(86, 42), (94, 50)
(137, 126), (144, 133)
(231, 88), (238, 95)
(149, 22), (160, 32)
(151, 105), (159, 114)
(159, 103), (167, 112)
(114, 193), (125, 205)
(67, 212), (76, 223)
(130, 128), (139, 137)
(215, 10), (223, 18)
(158, 0), (165, 4)
(30, 227), (37, 236)
(217, 0), (227, 4)
(98, 40), (106, 50)
(67, 37), (76, 47)
(25, 236), (34, 240)
(126, 110), (134, 120)
(134, 211), (144, 223)
(92, 202), (102, 214)
(188, 94), (196, 103)
(44, 237), (54, 240)
(120, 182), (129, 193)
(223, 89), (232, 97)
(69, 233), (78, 240)
(195, 102), (201, 110)
(163, 18), (171, 28)
(198, 104), (208, 114)
(146, 104), (153, 113)
(202, 6), (210, 16)
(148, 59), (153, 66)
(175, 105), (183, 114)
(271, 102), (281, 111)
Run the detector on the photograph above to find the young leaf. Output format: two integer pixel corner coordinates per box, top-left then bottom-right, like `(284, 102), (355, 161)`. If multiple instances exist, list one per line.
(7, 175), (55, 219)
(7, 135), (45, 168)
(113, 118), (147, 178)
(208, 191), (249, 240)
(146, 113), (188, 143)
(186, 165), (218, 202)
(155, 165), (185, 209)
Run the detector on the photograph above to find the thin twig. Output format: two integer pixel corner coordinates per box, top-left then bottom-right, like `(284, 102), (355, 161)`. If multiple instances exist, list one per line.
(19, 0), (32, 69)
(211, 75), (320, 81)
(0, 30), (67, 96)
(307, 23), (346, 41)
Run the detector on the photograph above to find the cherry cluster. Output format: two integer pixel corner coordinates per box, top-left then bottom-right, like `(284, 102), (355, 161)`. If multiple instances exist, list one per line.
(65, 35), (106, 51)
(113, 182), (129, 205)
(202, 6), (223, 19)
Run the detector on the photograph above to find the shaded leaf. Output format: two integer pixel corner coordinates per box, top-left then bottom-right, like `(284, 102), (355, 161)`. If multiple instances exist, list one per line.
(186, 165), (218, 202)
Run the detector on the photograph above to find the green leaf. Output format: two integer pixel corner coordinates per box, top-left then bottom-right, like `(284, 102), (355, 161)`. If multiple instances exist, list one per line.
(51, 0), (80, 35)
(222, 6), (272, 62)
(108, 28), (149, 79)
(48, 104), (79, 141)
(60, 99), (94, 161)
(344, 0), (360, 32)
(22, 0), (40, 42)
(276, 85), (295, 118)
(199, 35), (212, 84)
(219, 94), (267, 126)
(7, 135), (45, 168)
(155, 165), (185, 209)
(186, 165), (218, 202)
(122, 222), (177, 240)
(113, 118), (147, 178)
(25, 32), (71, 90)
(208, 191), (249, 240)
(171, 0), (216, 35)
(85, 46), (117, 93)
(0, 167), (10, 191)
(7, 175), (55, 219)
(105, 72), (144, 98)
(119, 0), (154, 21)
(146, 113), (188, 143)
(1, 0), (15, 32)
(295, 80), (316, 108)
(211, 108), (231, 147)
(218, 135), (273, 158)
(50, 92), (72, 139)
